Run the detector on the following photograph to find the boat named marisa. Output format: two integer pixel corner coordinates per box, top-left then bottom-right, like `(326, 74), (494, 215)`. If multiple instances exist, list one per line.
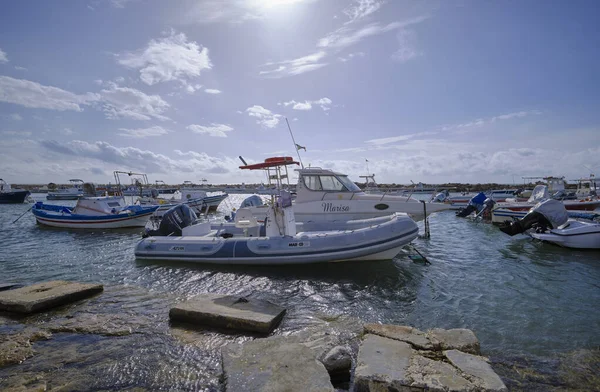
(32, 183), (158, 229)
(238, 157), (450, 222)
(135, 191), (419, 265)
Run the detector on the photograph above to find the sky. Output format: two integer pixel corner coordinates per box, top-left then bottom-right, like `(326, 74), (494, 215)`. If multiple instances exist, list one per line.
(1, 0), (599, 186)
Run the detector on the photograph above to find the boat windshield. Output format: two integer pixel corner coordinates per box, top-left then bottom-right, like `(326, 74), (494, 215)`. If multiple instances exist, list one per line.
(337, 175), (361, 192)
(302, 174), (361, 192)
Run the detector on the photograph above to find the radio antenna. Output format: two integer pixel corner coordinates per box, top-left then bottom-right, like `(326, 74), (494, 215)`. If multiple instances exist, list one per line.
(285, 117), (304, 169)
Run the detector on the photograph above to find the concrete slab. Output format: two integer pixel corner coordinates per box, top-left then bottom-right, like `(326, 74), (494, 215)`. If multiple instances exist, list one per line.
(408, 354), (474, 391)
(222, 339), (334, 392)
(364, 323), (434, 350)
(0, 281), (103, 314)
(169, 293), (285, 334)
(445, 349), (508, 391)
(353, 334), (413, 391)
(430, 328), (480, 354)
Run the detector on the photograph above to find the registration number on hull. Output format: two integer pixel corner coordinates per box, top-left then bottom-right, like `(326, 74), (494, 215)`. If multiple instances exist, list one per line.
(288, 242), (310, 248)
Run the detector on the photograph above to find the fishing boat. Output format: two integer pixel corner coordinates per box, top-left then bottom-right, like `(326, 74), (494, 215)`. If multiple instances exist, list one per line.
(32, 183), (158, 229)
(46, 179), (84, 200)
(498, 199), (600, 249)
(0, 179), (30, 204)
(238, 157), (450, 222)
(135, 191), (419, 265)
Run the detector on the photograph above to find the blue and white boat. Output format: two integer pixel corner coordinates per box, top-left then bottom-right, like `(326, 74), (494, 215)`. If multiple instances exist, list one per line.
(135, 191), (419, 265)
(33, 185), (159, 229)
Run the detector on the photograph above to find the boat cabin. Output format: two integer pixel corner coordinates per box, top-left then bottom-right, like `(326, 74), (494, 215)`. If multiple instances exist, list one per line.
(574, 176), (598, 198)
(295, 167), (363, 202)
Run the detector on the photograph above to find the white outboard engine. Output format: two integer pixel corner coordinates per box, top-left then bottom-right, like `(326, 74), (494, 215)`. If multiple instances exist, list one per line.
(499, 199), (569, 236)
(431, 190), (449, 203)
(143, 204), (198, 237)
(456, 192), (487, 218)
(474, 197), (496, 220)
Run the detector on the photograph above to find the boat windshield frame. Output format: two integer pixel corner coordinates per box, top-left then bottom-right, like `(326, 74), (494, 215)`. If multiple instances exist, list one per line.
(302, 173), (361, 193)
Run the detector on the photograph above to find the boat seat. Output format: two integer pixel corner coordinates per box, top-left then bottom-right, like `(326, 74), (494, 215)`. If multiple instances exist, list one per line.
(234, 208), (259, 229)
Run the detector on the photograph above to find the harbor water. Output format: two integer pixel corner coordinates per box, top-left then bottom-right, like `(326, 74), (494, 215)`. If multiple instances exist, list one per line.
(1, 194), (599, 390)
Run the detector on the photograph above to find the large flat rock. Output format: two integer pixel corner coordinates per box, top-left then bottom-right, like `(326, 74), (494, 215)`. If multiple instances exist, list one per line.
(445, 349), (507, 391)
(364, 323), (434, 350)
(430, 328), (480, 354)
(408, 354), (474, 391)
(222, 338), (334, 392)
(0, 281), (103, 314)
(353, 334), (413, 391)
(169, 293), (285, 334)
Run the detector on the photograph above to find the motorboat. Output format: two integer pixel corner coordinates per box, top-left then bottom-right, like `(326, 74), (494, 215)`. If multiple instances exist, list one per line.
(135, 191), (419, 265)
(498, 199), (600, 249)
(137, 187), (228, 216)
(237, 157), (451, 222)
(445, 189), (528, 209)
(32, 183), (159, 229)
(0, 179), (30, 204)
(46, 179), (84, 200)
(491, 185), (600, 224)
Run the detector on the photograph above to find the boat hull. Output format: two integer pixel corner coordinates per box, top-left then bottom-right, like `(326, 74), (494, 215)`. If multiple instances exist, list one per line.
(492, 199), (600, 223)
(0, 190), (30, 204)
(135, 214), (419, 265)
(32, 205), (157, 229)
(529, 221), (600, 249)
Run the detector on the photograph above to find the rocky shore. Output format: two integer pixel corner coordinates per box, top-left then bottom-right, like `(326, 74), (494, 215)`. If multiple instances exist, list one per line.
(0, 281), (598, 391)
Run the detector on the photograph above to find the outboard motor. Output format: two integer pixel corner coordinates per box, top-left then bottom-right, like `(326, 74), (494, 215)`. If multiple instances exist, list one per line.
(474, 198), (496, 220)
(499, 199), (569, 236)
(150, 188), (160, 198)
(456, 192), (487, 218)
(143, 204), (198, 237)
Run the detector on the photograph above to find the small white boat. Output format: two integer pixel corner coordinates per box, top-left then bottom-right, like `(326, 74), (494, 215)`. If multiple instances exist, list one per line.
(33, 184), (158, 229)
(135, 192), (419, 265)
(499, 199), (600, 249)
(46, 179), (84, 200)
(138, 188), (228, 216)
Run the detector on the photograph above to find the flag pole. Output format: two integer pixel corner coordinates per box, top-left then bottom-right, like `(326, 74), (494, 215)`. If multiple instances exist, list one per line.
(285, 117), (304, 169)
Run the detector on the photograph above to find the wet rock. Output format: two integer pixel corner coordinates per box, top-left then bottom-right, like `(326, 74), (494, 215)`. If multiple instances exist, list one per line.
(559, 348), (600, 390)
(0, 281), (103, 314)
(46, 313), (138, 336)
(170, 293), (285, 334)
(445, 349), (507, 391)
(430, 328), (480, 355)
(364, 323), (433, 350)
(0, 329), (52, 367)
(408, 354), (474, 391)
(321, 345), (353, 382)
(0, 283), (21, 292)
(222, 338), (334, 391)
(353, 334), (412, 391)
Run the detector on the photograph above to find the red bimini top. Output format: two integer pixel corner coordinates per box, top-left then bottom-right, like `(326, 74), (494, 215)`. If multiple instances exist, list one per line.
(239, 157), (299, 170)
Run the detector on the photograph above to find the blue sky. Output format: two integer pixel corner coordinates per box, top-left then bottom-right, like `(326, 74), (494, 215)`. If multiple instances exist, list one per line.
(1, 0), (599, 186)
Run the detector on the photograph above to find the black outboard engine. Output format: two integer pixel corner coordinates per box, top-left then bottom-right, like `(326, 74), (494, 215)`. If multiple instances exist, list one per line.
(474, 197), (496, 220)
(143, 204), (198, 237)
(499, 199), (569, 236)
(456, 192), (487, 218)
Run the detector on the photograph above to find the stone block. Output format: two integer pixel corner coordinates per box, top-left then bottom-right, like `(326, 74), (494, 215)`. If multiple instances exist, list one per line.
(0, 281), (103, 314)
(169, 293), (285, 334)
(222, 338), (334, 392)
(364, 323), (434, 350)
(445, 349), (507, 391)
(429, 328), (480, 354)
(353, 334), (413, 391)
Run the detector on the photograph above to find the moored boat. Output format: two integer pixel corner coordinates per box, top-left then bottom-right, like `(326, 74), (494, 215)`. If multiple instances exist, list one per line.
(135, 192), (419, 265)
(33, 183), (158, 229)
(0, 179), (30, 204)
(46, 179), (84, 200)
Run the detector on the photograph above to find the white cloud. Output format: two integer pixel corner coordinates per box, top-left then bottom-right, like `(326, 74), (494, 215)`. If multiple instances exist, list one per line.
(10, 113), (23, 121)
(118, 125), (171, 138)
(60, 128), (75, 136)
(0, 76), (99, 111)
(0, 48), (7, 63)
(187, 123), (233, 137)
(204, 88), (222, 94)
(281, 97), (332, 111)
(343, 0), (384, 24)
(110, 0), (138, 8)
(99, 83), (170, 121)
(14, 66), (27, 71)
(117, 30), (212, 86)
(391, 29), (420, 63)
(339, 51), (365, 62)
(246, 105), (282, 128)
(259, 51), (328, 78)
(318, 16), (428, 49)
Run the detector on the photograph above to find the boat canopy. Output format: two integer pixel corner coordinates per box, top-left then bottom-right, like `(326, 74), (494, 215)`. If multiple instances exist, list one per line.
(239, 156), (299, 170)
